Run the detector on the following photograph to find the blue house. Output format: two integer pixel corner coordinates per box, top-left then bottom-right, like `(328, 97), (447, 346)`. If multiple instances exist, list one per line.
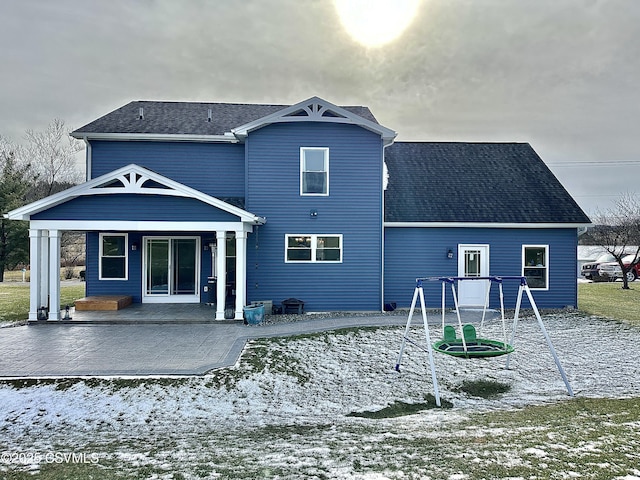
(7, 97), (590, 321)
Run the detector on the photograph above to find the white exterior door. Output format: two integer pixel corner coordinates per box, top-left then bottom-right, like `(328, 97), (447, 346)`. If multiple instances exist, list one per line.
(142, 237), (200, 303)
(457, 244), (490, 307)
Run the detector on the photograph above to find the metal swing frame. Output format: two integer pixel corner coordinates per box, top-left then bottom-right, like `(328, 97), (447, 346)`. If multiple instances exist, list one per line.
(395, 276), (574, 407)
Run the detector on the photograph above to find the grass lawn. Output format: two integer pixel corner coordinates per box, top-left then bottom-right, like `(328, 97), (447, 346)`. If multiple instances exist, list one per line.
(578, 281), (640, 325)
(2, 396), (639, 479)
(0, 282), (85, 324)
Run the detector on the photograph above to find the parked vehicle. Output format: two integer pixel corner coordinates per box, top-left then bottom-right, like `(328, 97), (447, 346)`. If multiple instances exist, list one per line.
(598, 254), (640, 282)
(581, 253), (619, 282)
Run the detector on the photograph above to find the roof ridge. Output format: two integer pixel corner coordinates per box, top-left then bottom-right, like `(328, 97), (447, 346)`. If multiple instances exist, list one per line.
(393, 140), (531, 145)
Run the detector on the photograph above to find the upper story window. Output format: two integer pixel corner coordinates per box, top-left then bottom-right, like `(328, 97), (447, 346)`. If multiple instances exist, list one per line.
(300, 147), (329, 196)
(100, 233), (128, 280)
(523, 245), (548, 290)
(286, 234), (342, 263)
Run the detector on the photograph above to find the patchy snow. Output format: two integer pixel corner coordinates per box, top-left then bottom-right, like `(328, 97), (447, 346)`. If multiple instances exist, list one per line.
(1, 312), (639, 477)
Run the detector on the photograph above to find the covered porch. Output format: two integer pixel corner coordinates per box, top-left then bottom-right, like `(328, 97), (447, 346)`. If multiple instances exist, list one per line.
(6, 164), (266, 323)
(28, 225), (256, 322)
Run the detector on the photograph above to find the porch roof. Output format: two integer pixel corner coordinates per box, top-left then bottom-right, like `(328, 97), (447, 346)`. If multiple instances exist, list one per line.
(6, 164), (266, 228)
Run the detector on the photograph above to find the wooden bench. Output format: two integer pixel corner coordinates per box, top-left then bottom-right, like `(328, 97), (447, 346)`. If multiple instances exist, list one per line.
(74, 295), (133, 311)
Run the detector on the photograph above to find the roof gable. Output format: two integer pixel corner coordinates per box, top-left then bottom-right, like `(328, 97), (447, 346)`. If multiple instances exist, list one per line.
(7, 164), (265, 224)
(384, 142), (591, 225)
(231, 96), (396, 144)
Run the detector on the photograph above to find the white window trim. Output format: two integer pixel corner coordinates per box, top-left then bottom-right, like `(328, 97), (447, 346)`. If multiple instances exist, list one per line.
(285, 234), (343, 263)
(99, 233), (129, 280)
(300, 147), (329, 196)
(522, 244), (549, 291)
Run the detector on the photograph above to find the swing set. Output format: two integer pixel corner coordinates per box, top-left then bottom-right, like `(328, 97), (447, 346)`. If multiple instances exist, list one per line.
(395, 275), (573, 407)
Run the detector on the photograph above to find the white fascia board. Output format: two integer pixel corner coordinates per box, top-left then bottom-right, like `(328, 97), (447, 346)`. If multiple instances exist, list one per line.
(71, 132), (240, 143)
(231, 96), (397, 143)
(384, 222), (594, 229)
(30, 220), (255, 232)
(7, 163), (265, 225)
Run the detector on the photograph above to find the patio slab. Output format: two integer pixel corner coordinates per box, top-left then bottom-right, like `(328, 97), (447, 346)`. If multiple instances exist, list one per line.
(0, 305), (494, 378)
(0, 314), (411, 377)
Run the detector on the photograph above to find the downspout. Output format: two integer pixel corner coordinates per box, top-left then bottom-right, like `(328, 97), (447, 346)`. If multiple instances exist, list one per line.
(381, 140), (393, 312)
(83, 137), (92, 181)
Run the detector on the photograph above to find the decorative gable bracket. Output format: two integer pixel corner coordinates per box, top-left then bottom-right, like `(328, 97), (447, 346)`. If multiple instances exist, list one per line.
(89, 170), (180, 196)
(283, 101), (349, 120)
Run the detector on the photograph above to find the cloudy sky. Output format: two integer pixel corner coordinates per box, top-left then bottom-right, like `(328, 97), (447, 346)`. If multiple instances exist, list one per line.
(1, 0), (639, 215)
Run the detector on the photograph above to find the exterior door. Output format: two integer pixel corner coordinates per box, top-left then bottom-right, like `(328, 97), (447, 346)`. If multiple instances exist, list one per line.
(143, 237), (200, 303)
(457, 244), (490, 307)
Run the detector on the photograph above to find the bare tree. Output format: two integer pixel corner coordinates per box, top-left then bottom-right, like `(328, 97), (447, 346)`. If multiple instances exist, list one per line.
(25, 119), (84, 198)
(2, 123), (86, 281)
(590, 192), (640, 289)
(61, 231), (86, 279)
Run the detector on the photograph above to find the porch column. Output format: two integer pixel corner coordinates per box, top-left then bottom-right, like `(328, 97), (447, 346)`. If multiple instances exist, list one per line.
(28, 229), (43, 321)
(234, 230), (247, 320)
(39, 231), (50, 314)
(48, 230), (61, 321)
(215, 230), (227, 321)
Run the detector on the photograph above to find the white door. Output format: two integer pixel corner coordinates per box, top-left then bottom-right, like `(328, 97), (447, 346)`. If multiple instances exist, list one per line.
(457, 244), (490, 307)
(142, 237), (200, 303)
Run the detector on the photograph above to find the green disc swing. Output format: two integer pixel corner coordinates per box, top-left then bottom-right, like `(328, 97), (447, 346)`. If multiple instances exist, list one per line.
(432, 277), (514, 358)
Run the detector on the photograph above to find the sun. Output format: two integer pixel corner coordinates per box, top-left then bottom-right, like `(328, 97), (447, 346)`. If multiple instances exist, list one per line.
(334, 0), (421, 48)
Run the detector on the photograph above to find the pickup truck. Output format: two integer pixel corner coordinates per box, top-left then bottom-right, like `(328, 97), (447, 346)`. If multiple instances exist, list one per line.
(581, 253), (618, 282)
(598, 254), (640, 282)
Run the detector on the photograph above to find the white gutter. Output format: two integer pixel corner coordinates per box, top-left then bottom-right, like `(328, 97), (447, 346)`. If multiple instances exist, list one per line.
(384, 222), (594, 229)
(71, 132), (240, 143)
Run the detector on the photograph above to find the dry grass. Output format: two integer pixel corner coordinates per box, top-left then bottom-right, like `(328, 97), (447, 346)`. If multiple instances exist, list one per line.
(578, 281), (640, 325)
(0, 282), (85, 324)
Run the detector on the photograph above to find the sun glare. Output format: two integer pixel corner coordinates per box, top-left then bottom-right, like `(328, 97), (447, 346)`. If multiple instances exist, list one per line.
(334, 0), (421, 48)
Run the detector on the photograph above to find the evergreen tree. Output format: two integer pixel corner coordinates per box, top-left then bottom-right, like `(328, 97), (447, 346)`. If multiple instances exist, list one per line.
(0, 148), (35, 281)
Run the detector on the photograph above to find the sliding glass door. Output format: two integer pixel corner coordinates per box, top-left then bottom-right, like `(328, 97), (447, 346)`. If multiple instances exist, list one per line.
(143, 237), (200, 303)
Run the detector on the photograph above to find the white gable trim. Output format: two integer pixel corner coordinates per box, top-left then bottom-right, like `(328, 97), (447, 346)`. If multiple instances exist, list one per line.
(6, 164), (266, 225)
(232, 96), (397, 145)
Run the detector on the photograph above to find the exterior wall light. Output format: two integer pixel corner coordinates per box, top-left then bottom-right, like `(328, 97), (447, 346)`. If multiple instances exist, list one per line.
(447, 248), (454, 259)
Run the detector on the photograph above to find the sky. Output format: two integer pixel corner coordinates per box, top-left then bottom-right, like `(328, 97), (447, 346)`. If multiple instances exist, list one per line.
(1, 0), (639, 216)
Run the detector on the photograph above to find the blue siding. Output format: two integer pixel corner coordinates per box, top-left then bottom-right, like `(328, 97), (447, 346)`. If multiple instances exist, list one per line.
(32, 194), (240, 222)
(384, 227), (579, 309)
(245, 122), (384, 311)
(86, 231), (215, 304)
(86, 232), (143, 302)
(90, 141), (245, 198)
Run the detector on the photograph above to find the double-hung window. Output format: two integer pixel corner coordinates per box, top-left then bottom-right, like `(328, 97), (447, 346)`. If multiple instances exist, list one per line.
(300, 147), (329, 196)
(286, 234), (342, 263)
(523, 245), (548, 289)
(100, 233), (128, 280)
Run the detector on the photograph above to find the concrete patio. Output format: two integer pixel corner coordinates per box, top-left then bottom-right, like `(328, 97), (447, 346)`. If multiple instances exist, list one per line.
(0, 308), (412, 377)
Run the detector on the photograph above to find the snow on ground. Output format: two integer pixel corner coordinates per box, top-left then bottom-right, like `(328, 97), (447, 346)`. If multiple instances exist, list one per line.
(1, 311), (639, 477)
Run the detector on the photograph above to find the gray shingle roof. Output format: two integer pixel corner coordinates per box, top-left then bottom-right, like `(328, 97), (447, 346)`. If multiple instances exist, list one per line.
(384, 142), (591, 224)
(72, 101), (379, 136)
